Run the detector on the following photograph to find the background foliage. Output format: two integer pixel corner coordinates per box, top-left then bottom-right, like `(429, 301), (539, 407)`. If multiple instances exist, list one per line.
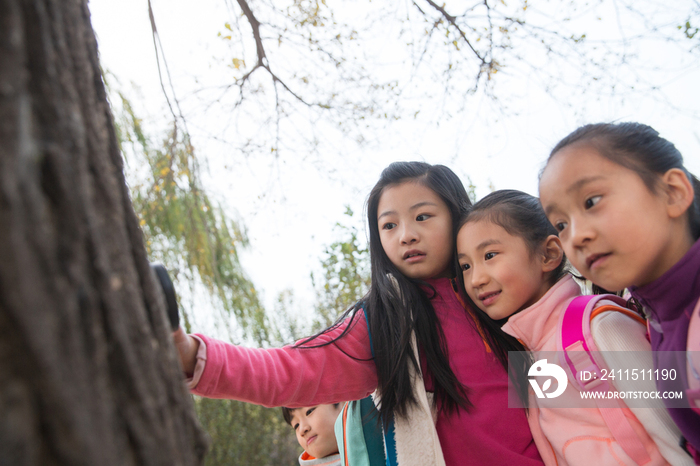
(112, 85), (370, 463)
(99, 0), (700, 463)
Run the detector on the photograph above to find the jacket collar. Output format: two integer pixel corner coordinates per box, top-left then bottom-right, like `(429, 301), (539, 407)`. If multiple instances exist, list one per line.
(501, 275), (580, 351)
(629, 237), (700, 323)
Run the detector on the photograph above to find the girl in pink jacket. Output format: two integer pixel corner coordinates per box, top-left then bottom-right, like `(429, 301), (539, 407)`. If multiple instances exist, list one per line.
(174, 162), (543, 466)
(457, 189), (692, 466)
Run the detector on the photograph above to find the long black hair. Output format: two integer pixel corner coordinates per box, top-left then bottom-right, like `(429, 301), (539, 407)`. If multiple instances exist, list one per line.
(547, 122), (700, 241)
(296, 162), (472, 426)
(363, 162), (472, 423)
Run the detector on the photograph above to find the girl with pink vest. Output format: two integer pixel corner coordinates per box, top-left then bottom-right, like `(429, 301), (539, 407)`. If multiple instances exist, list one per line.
(457, 189), (692, 466)
(539, 122), (700, 463)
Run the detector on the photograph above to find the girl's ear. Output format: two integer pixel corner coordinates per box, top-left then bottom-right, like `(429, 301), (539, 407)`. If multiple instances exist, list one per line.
(541, 235), (564, 273)
(662, 168), (694, 219)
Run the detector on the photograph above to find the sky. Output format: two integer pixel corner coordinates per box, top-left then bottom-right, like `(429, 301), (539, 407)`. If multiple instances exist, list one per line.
(88, 0), (700, 330)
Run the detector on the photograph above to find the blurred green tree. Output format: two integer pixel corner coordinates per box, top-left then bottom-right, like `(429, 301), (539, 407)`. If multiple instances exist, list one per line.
(310, 207), (371, 331)
(111, 81), (269, 344)
(196, 398), (300, 466)
(111, 85), (371, 465)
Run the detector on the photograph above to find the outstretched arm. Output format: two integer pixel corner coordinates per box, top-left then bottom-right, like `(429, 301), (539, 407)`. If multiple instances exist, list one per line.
(179, 311), (377, 408)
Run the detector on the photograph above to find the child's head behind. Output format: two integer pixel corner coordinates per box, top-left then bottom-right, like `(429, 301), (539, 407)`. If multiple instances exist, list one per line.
(282, 404), (342, 459)
(539, 122), (698, 292)
(457, 190), (566, 321)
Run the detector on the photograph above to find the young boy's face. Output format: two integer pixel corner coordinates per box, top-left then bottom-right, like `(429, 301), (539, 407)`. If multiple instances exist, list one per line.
(290, 404), (342, 459)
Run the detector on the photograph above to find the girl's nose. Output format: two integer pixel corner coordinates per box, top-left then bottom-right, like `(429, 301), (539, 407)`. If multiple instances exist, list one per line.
(399, 224), (418, 244)
(470, 266), (489, 288)
(569, 217), (594, 247)
(300, 420), (311, 436)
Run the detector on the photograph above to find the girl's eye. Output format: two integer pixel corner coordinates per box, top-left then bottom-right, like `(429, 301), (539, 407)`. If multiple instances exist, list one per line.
(293, 423), (299, 430)
(584, 195), (601, 209)
(306, 408), (315, 416)
(554, 221), (567, 232)
(382, 222), (396, 230)
(416, 214), (430, 221)
(485, 252), (497, 260)
(460, 263), (471, 271)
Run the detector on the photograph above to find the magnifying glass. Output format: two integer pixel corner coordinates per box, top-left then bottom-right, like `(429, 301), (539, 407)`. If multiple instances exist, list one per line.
(150, 263), (180, 330)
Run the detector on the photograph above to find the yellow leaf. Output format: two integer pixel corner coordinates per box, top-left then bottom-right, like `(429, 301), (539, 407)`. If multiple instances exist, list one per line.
(232, 58), (244, 69)
(224, 22), (232, 31)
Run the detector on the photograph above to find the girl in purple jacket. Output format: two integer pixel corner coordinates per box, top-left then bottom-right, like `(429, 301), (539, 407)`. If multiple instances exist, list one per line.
(539, 122), (700, 463)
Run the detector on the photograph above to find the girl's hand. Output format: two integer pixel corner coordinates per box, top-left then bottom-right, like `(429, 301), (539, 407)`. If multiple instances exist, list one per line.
(172, 327), (199, 376)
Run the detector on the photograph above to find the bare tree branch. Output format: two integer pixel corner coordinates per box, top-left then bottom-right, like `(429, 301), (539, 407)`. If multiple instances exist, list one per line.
(419, 0), (487, 64)
(232, 0), (323, 109)
(236, 0), (267, 67)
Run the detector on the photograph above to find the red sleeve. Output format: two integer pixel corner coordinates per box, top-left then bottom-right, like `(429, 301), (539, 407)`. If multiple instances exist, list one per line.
(190, 311), (377, 407)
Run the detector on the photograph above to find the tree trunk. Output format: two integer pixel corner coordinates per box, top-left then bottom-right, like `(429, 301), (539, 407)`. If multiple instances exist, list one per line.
(0, 0), (208, 464)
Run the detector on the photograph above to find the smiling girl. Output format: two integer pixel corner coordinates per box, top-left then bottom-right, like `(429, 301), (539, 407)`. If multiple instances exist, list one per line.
(457, 189), (689, 466)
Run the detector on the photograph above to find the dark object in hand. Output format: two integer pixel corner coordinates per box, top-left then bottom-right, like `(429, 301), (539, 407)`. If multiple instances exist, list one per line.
(150, 263), (180, 330)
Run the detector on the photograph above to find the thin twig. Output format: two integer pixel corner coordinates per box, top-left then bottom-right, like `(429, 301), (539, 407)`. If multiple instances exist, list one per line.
(148, 0), (194, 149)
(420, 0), (487, 63)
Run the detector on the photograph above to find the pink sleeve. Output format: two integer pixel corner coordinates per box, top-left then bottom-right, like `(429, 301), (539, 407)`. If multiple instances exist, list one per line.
(189, 311), (377, 408)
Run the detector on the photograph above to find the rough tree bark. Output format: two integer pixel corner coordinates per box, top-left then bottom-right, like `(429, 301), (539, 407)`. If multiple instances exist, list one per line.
(0, 0), (208, 464)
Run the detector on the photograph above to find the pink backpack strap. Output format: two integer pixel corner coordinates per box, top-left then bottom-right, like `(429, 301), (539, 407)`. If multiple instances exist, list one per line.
(558, 295), (651, 466)
(687, 298), (700, 415)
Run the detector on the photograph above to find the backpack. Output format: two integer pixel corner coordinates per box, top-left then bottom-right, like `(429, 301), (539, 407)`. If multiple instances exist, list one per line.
(557, 294), (651, 466)
(684, 299), (700, 462)
(334, 307), (445, 466)
(334, 308), (392, 466)
(335, 396), (385, 466)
